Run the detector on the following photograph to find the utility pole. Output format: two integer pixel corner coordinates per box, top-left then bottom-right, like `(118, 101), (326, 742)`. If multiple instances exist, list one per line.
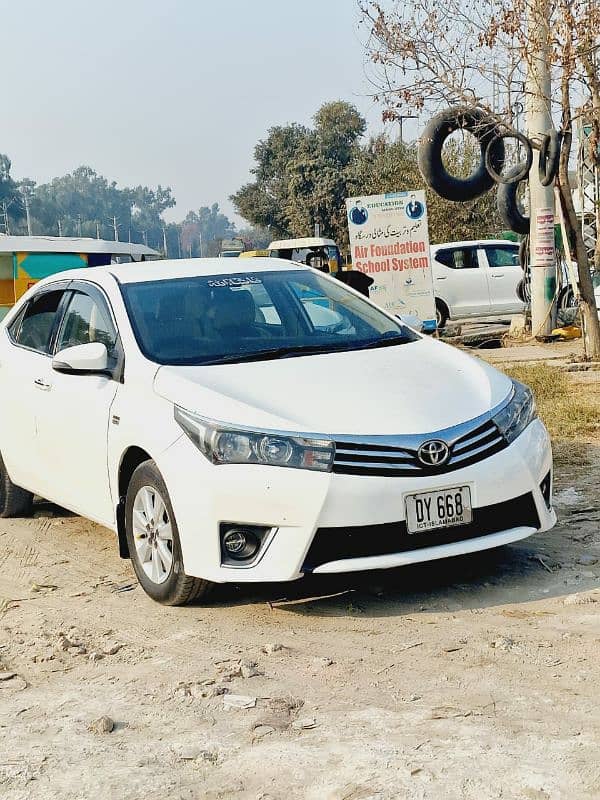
(162, 226), (168, 257)
(22, 193), (32, 235)
(96, 221), (100, 239)
(57, 219), (62, 236)
(76, 214), (82, 237)
(527, 0), (556, 337)
(111, 216), (119, 241)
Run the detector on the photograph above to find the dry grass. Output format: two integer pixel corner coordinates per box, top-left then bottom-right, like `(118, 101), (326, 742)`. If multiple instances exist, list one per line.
(504, 363), (600, 441)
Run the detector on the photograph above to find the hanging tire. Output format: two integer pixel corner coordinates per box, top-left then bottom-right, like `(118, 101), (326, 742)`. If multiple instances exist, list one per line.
(484, 131), (533, 184)
(539, 130), (561, 187)
(497, 165), (530, 234)
(0, 452), (33, 518)
(516, 277), (531, 304)
(125, 460), (213, 605)
(518, 235), (529, 270)
(418, 106), (505, 201)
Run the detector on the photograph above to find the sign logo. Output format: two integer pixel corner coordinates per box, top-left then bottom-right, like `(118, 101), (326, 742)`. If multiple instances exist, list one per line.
(348, 202), (368, 225)
(405, 195), (425, 220)
(417, 440), (449, 467)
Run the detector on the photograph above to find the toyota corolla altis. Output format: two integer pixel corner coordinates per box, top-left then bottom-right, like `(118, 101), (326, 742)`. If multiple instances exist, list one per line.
(0, 258), (555, 604)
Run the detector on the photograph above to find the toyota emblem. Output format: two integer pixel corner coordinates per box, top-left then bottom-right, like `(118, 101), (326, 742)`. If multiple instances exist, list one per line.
(417, 440), (450, 467)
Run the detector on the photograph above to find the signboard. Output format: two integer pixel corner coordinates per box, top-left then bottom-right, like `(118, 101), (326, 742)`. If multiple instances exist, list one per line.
(346, 190), (436, 330)
(533, 207), (555, 266)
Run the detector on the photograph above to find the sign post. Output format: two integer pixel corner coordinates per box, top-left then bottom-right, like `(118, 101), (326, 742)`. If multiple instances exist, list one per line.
(346, 190), (436, 331)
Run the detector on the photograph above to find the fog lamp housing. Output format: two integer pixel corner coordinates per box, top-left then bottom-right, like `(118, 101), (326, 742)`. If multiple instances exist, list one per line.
(220, 524), (274, 567)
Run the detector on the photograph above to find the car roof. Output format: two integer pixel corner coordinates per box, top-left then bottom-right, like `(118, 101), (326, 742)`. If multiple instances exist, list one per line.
(53, 257), (310, 286)
(431, 239), (518, 249)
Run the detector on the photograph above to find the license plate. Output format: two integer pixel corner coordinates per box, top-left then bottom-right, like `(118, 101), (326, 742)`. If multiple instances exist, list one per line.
(405, 486), (472, 534)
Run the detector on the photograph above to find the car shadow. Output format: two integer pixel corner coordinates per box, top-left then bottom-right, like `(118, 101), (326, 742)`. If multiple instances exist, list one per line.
(204, 512), (599, 618)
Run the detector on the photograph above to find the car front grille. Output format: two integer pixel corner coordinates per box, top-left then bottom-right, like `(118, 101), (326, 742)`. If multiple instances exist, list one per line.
(303, 492), (540, 571)
(333, 418), (507, 477)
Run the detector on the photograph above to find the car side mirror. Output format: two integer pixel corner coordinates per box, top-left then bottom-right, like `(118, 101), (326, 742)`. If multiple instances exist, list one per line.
(396, 314), (424, 332)
(52, 342), (109, 375)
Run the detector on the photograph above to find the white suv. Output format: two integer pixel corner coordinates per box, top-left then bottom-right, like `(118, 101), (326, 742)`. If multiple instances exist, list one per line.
(431, 240), (524, 327)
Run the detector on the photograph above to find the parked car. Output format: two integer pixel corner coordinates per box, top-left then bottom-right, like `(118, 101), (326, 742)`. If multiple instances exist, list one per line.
(0, 258), (555, 605)
(431, 240), (524, 327)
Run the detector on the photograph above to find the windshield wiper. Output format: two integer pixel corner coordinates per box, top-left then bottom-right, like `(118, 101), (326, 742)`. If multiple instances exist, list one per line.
(197, 343), (338, 365)
(195, 334), (414, 365)
(348, 332), (415, 352)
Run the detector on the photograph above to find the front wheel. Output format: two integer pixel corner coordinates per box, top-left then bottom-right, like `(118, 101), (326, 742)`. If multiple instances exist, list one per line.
(125, 460), (212, 605)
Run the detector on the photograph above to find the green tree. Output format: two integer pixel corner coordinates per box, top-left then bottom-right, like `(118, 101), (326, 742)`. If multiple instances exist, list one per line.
(232, 123), (309, 237)
(179, 204), (235, 257)
(232, 101), (368, 246)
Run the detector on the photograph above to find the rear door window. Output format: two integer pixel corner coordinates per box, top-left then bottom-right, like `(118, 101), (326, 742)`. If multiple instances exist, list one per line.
(484, 245), (520, 268)
(11, 290), (65, 354)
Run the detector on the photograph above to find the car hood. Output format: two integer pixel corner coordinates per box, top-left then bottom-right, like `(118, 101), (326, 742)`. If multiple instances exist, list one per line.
(153, 337), (513, 436)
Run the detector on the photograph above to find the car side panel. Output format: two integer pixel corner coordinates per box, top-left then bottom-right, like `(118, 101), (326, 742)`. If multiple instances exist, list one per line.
(432, 248), (491, 318)
(0, 332), (48, 491)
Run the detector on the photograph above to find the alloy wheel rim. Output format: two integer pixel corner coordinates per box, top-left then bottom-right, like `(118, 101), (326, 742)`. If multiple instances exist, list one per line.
(132, 486), (173, 585)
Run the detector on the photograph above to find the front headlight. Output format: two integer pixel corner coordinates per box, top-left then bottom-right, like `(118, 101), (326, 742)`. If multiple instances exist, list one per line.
(492, 380), (537, 444)
(174, 407), (335, 472)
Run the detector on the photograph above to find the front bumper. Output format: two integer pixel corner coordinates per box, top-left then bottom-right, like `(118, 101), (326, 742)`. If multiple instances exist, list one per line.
(158, 418), (555, 583)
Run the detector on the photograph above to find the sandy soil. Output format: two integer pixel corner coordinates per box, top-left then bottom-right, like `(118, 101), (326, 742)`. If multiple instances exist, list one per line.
(1, 443), (599, 800)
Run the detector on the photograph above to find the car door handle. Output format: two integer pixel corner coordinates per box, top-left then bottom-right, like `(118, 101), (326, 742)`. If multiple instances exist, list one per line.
(436, 276), (447, 280)
(491, 273), (504, 278)
(34, 378), (52, 391)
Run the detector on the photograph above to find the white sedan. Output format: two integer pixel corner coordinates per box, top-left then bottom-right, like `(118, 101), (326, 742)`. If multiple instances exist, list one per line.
(0, 258), (555, 604)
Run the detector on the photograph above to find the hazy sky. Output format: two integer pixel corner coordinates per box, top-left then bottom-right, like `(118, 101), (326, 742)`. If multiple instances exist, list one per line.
(2, 0), (406, 224)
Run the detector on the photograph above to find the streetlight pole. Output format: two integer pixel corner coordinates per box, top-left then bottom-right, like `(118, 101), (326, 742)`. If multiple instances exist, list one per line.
(527, 0), (556, 337)
(397, 114), (417, 144)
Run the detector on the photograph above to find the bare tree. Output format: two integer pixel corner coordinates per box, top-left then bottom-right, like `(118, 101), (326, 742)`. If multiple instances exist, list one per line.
(359, 0), (600, 357)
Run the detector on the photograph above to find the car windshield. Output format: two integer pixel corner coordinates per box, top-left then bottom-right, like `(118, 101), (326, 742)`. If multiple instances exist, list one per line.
(120, 269), (419, 366)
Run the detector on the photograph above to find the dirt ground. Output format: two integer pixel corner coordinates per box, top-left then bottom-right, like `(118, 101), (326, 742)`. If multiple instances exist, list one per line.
(1, 436), (600, 799)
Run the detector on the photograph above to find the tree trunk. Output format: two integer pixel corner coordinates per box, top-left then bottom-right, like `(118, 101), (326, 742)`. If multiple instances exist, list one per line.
(558, 128), (600, 358)
(558, 65), (600, 359)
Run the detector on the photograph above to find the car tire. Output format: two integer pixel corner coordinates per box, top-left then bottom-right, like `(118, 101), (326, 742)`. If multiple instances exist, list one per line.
(539, 130), (561, 187)
(497, 165), (530, 234)
(0, 453), (33, 518)
(484, 131), (533, 184)
(418, 106), (505, 201)
(125, 460), (213, 605)
(435, 299), (449, 329)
